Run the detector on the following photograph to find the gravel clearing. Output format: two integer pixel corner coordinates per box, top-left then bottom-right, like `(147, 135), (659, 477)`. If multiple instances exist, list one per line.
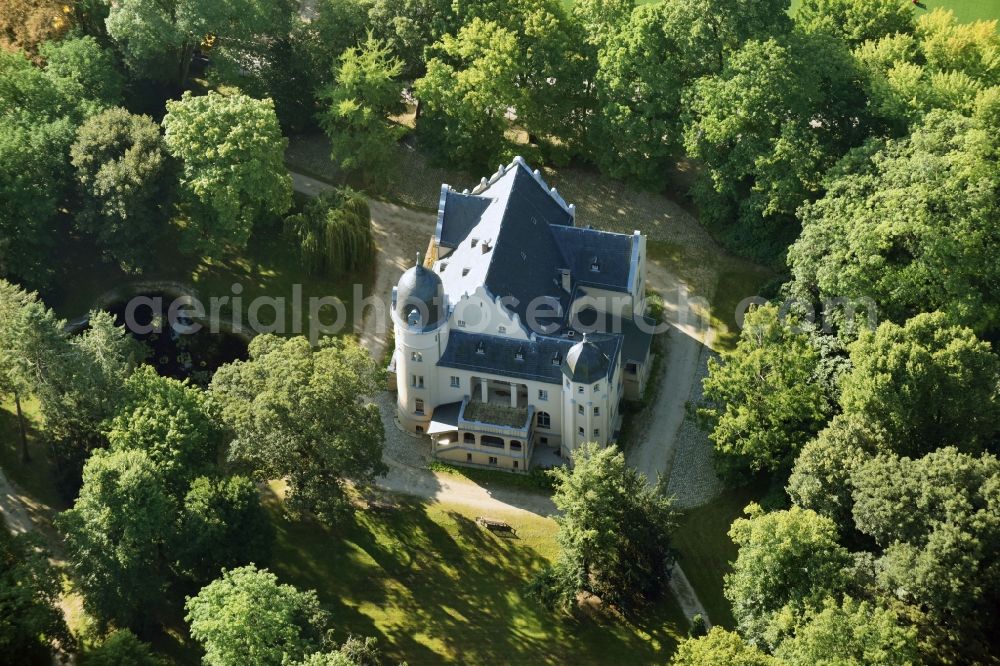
(665, 347), (724, 509)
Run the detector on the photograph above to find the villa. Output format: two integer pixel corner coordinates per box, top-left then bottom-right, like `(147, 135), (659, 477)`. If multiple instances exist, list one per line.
(388, 157), (655, 471)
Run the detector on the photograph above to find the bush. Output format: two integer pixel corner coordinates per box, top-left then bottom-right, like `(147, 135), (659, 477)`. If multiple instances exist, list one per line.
(284, 188), (374, 277)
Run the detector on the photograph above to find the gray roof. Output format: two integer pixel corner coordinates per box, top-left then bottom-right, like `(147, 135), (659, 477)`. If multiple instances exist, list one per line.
(436, 189), (492, 248)
(562, 337), (609, 384)
(438, 330), (621, 385)
(550, 226), (634, 292)
(395, 264), (446, 330)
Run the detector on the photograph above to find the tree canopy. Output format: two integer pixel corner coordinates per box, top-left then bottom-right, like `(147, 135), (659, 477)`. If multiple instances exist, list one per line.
(211, 335), (386, 523)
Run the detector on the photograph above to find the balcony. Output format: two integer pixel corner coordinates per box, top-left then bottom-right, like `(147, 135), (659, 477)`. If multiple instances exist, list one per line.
(459, 397), (534, 439)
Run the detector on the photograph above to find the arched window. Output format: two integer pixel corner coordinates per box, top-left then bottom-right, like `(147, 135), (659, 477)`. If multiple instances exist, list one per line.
(537, 411), (551, 429)
(464, 432), (476, 444)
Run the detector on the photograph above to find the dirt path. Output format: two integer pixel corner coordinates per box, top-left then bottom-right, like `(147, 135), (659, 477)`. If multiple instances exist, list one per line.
(0, 468), (32, 534)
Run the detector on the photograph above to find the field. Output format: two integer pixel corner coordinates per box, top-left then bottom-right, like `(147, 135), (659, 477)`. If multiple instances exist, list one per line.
(788, 0), (999, 24)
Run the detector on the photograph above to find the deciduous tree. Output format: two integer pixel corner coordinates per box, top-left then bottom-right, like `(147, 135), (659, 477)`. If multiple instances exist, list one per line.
(162, 91), (292, 255)
(211, 335), (385, 523)
(701, 304), (831, 477)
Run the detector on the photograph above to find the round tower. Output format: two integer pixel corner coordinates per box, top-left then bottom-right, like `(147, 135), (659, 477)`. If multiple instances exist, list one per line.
(560, 335), (611, 459)
(391, 260), (449, 433)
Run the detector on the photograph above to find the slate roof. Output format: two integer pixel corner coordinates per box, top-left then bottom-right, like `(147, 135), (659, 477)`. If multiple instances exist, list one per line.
(550, 226), (633, 292)
(435, 189), (492, 248)
(438, 331), (620, 385)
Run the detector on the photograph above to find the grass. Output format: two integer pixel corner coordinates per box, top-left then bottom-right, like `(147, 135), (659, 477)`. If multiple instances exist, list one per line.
(264, 481), (688, 665)
(670, 482), (769, 629)
(428, 461), (556, 491)
(789, 0), (1000, 25)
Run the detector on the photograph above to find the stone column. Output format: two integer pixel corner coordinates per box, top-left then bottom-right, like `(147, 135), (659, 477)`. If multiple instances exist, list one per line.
(480, 378), (488, 402)
(510, 381), (518, 407)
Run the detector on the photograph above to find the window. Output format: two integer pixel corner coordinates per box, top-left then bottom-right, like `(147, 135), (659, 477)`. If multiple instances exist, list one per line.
(411, 351), (422, 362)
(510, 440), (522, 452)
(593, 428), (600, 438)
(626, 362), (638, 375)
(458, 319), (466, 328)
(515, 346), (524, 361)
(577, 404), (584, 416)
(578, 426), (585, 437)
(577, 386), (584, 394)
(537, 411), (551, 428)
(414, 399), (424, 414)
(416, 425), (423, 434)
(471, 238), (479, 247)
(513, 460), (519, 469)
(552, 353), (562, 366)
(540, 436), (549, 445)
(439, 263), (447, 272)
(498, 325), (507, 335)
(466, 452), (472, 462)
(464, 432), (476, 444)
(593, 383), (600, 392)
(593, 406), (600, 416)
(450, 376), (460, 388)
(590, 257), (600, 272)
(488, 456), (498, 465)
(538, 389), (548, 401)
(462, 268), (470, 277)
(475, 341), (485, 355)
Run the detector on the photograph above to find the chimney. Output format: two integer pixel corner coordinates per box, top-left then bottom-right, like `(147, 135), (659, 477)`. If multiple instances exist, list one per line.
(560, 269), (571, 293)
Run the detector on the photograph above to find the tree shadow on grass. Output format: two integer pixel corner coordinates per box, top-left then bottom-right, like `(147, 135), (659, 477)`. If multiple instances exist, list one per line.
(262, 485), (685, 665)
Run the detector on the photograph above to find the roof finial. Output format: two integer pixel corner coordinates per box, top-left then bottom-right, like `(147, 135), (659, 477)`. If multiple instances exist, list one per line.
(416, 251), (422, 267)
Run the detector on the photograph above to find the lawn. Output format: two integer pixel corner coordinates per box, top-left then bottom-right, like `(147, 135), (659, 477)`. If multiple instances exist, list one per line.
(670, 483), (768, 629)
(789, 0), (1000, 25)
(264, 481), (689, 665)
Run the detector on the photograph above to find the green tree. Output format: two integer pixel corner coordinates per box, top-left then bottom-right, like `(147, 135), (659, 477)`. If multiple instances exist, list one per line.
(58, 448), (175, 633)
(701, 304), (832, 477)
(774, 596), (919, 666)
(210, 335), (386, 523)
(71, 107), (173, 272)
(851, 448), (1000, 631)
(534, 443), (676, 613)
(795, 0), (913, 45)
(85, 630), (160, 666)
(672, 627), (778, 666)
(0, 50), (75, 285)
(590, 0), (791, 184)
(319, 35), (404, 188)
(104, 0), (294, 86)
(162, 91), (292, 255)
(789, 111), (1000, 334)
(839, 312), (1000, 457)
(185, 565), (330, 666)
(414, 19), (520, 169)
(0, 281), (67, 462)
(283, 188), (374, 277)
(726, 504), (851, 647)
(291, 0), (370, 90)
(683, 32), (868, 259)
(40, 36), (123, 116)
(175, 475), (274, 584)
(0, 531), (72, 661)
(106, 365), (221, 495)
(785, 415), (878, 530)
(366, 0), (456, 79)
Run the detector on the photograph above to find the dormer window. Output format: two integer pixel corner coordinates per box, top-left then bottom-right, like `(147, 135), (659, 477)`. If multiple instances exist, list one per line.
(567, 331), (575, 339)
(476, 341), (486, 355)
(407, 310), (421, 327)
(515, 346), (524, 361)
(551, 352), (561, 366)
(471, 238), (479, 248)
(462, 268), (470, 277)
(439, 263), (447, 272)
(498, 325), (506, 335)
(590, 256), (600, 272)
